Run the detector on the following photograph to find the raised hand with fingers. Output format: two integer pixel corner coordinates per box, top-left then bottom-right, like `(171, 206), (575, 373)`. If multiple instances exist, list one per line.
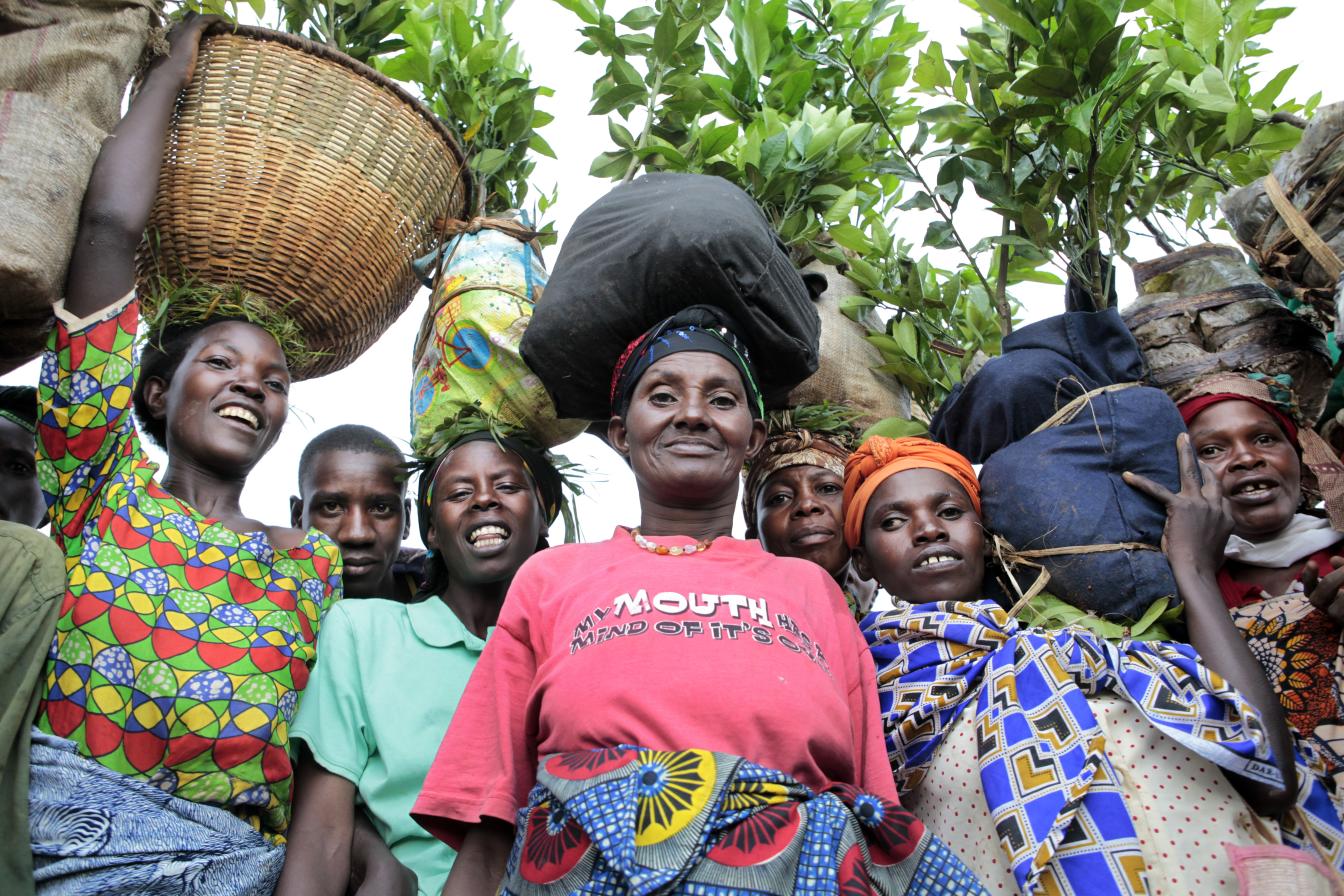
(1123, 432), (1298, 816)
(1123, 432), (1234, 577)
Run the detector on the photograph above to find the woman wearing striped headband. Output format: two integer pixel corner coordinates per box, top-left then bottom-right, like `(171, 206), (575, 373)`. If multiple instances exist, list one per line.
(279, 423), (563, 896)
(413, 306), (987, 896)
(741, 405), (877, 617)
(848, 434), (1344, 893)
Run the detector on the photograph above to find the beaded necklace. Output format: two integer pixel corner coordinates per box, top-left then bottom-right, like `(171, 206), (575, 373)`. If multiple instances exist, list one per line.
(630, 527), (713, 556)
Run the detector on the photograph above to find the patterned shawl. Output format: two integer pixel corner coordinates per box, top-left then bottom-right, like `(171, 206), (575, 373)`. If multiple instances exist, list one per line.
(865, 599), (1344, 895)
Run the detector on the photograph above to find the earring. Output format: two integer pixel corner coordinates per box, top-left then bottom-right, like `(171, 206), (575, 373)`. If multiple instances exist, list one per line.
(424, 548), (436, 560)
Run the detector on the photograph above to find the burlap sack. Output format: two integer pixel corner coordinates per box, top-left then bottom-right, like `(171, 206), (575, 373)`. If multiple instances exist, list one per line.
(0, 0), (160, 374)
(1122, 243), (1332, 423)
(787, 262), (910, 428)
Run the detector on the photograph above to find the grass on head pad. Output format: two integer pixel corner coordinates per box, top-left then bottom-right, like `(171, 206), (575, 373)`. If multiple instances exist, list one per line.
(138, 274), (323, 372)
(764, 402), (863, 452)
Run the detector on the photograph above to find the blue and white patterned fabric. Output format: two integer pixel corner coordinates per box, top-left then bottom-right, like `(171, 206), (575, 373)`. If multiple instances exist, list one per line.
(28, 729), (284, 895)
(865, 600), (1344, 895)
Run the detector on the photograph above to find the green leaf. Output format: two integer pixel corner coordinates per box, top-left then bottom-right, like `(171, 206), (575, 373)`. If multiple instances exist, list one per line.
(465, 40), (499, 77)
(913, 42), (950, 90)
(552, 0), (600, 25)
(1250, 65), (1296, 111)
(471, 147), (509, 176)
(1010, 66), (1079, 100)
(1175, 0), (1222, 60)
(589, 82), (646, 115)
(971, 0), (1044, 47)
(893, 315), (919, 356)
(824, 186), (859, 223)
(590, 150), (631, 179)
(828, 222), (870, 253)
(610, 57), (644, 89)
(653, 6), (678, 61)
(862, 416), (929, 440)
(924, 220), (957, 250)
(1226, 102), (1253, 147)
(529, 132), (556, 159)
(608, 119), (637, 149)
(758, 131), (787, 175)
(698, 123), (737, 158)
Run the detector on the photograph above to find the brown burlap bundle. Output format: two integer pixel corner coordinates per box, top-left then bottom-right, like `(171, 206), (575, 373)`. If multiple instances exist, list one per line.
(1123, 243), (1332, 424)
(1221, 102), (1344, 325)
(786, 262), (910, 429)
(0, 0), (161, 374)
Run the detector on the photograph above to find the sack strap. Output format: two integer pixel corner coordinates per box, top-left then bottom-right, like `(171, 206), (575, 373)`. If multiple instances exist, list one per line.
(1265, 173), (1344, 282)
(1031, 382), (1142, 435)
(994, 534), (1163, 619)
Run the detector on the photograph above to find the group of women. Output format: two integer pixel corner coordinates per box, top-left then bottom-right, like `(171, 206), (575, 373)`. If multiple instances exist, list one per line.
(10, 14), (1344, 896)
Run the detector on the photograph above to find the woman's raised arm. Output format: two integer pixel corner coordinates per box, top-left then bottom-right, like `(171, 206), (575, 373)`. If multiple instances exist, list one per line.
(63, 15), (214, 321)
(1125, 433), (1298, 816)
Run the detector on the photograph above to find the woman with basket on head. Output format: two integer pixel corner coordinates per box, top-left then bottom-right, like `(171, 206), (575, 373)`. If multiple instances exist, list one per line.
(278, 421), (568, 896)
(412, 306), (987, 896)
(851, 434), (1344, 894)
(24, 16), (341, 894)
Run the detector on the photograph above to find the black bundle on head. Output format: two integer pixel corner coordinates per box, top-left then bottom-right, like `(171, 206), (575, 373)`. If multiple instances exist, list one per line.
(609, 304), (765, 420)
(0, 385), (38, 434)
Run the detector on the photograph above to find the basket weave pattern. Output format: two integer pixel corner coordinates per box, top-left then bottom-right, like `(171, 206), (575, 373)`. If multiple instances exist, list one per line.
(136, 25), (470, 379)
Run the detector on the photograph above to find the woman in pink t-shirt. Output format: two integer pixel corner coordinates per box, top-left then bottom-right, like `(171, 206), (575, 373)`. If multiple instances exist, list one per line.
(412, 306), (986, 895)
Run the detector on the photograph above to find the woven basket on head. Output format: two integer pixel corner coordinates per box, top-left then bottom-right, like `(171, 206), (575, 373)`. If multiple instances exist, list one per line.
(135, 23), (471, 379)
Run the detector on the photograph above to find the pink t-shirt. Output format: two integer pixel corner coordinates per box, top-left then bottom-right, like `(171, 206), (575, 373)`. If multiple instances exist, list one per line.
(412, 529), (897, 847)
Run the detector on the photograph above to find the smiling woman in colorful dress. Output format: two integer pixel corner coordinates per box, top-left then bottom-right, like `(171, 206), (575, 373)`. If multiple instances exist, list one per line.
(412, 306), (986, 896)
(24, 16), (341, 895)
(1178, 373), (1344, 780)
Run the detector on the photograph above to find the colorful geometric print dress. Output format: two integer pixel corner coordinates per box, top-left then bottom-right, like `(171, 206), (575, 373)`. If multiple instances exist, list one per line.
(33, 296), (342, 838)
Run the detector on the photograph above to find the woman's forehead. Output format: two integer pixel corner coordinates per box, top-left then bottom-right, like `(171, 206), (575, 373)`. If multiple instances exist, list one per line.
(641, 350), (742, 386)
(1188, 399), (1282, 436)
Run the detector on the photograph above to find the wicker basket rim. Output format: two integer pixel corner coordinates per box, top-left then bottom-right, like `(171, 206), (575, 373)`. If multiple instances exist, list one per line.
(204, 21), (474, 212)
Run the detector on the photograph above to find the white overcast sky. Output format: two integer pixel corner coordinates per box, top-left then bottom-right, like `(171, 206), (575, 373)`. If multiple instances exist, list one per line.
(5, 0), (1340, 545)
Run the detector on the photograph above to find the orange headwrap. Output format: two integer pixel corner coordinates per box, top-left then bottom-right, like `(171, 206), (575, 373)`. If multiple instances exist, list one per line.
(842, 436), (981, 548)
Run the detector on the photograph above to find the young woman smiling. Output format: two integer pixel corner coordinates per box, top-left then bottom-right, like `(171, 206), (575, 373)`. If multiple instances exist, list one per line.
(1178, 373), (1344, 779)
(850, 435), (1344, 894)
(26, 17), (341, 894)
(413, 307), (986, 896)
(279, 430), (564, 896)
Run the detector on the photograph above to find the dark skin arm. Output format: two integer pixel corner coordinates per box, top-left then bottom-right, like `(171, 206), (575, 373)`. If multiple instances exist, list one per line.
(275, 757), (356, 896)
(439, 820), (513, 896)
(275, 757), (416, 896)
(63, 15), (215, 321)
(1125, 433), (1297, 816)
(350, 809), (417, 896)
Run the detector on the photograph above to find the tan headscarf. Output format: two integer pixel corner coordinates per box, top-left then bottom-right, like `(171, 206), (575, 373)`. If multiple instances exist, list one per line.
(741, 429), (850, 538)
